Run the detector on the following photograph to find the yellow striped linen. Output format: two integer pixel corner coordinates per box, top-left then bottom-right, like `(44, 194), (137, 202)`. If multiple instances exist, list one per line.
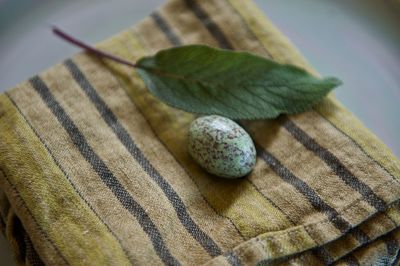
(0, 0), (399, 265)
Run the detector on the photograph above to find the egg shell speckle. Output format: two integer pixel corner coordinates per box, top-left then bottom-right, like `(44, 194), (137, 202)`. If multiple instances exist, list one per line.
(188, 115), (256, 178)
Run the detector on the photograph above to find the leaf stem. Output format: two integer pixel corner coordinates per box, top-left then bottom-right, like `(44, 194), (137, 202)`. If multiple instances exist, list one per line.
(52, 26), (138, 68)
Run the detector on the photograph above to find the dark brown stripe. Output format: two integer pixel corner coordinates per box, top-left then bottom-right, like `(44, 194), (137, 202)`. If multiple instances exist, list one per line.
(310, 111), (398, 184)
(256, 145), (373, 264)
(313, 224), (377, 265)
(224, 251), (241, 266)
(184, 0), (234, 49)
(222, 0), (274, 59)
(340, 230), (399, 266)
(343, 254), (360, 266)
(64, 59), (222, 258)
(328, 225), (399, 264)
(257, 145), (350, 232)
(5, 93), (130, 260)
(312, 246), (335, 265)
(283, 119), (387, 212)
(0, 168), (69, 265)
(382, 233), (399, 264)
(151, 12), (182, 46)
(393, 247), (400, 266)
(24, 234), (45, 266)
(29, 76), (180, 266)
(352, 227), (372, 245)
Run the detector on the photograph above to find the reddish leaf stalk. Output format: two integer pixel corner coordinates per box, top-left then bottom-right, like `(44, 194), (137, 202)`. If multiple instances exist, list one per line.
(52, 26), (138, 68)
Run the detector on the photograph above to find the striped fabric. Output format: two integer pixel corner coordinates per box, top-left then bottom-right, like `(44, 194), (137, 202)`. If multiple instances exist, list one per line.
(0, 0), (400, 265)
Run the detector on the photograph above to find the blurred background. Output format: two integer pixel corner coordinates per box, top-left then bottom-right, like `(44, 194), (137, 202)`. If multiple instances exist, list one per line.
(0, 0), (399, 264)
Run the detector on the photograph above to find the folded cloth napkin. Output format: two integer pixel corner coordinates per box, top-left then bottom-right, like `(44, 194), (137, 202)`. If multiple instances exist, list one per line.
(1, 0), (400, 265)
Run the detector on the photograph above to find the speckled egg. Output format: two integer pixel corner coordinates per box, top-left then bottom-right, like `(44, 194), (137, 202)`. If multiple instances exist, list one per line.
(188, 115), (256, 178)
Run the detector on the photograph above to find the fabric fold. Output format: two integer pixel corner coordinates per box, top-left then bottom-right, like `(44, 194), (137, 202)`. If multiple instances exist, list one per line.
(1, 0), (399, 265)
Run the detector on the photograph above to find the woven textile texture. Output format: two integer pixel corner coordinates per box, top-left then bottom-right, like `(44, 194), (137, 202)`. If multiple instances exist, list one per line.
(1, 0), (400, 265)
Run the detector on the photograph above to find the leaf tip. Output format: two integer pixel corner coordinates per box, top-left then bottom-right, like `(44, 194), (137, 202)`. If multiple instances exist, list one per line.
(325, 77), (343, 88)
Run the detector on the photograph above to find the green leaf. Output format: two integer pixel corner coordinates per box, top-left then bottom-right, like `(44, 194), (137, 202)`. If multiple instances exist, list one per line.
(135, 44), (342, 120)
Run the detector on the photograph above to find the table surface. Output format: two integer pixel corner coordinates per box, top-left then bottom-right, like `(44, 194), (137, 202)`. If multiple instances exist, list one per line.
(1, 0), (399, 265)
